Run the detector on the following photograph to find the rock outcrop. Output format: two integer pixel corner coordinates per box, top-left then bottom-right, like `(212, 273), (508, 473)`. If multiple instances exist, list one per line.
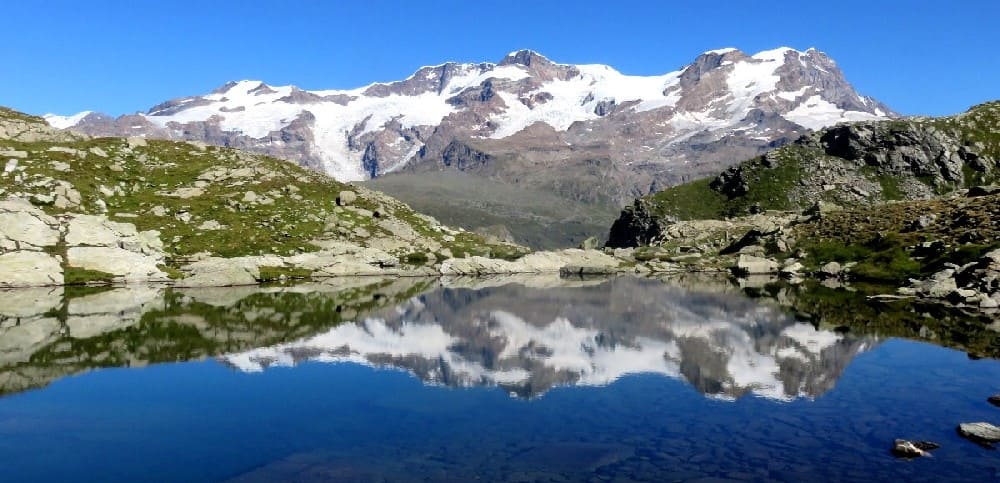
(902, 248), (1000, 310)
(439, 249), (624, 276)
(607, 101), (998, 248)
(0, 197), (169, 287)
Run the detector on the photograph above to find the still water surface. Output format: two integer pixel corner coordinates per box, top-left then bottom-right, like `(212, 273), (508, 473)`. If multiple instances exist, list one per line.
(0, 275), (998, 481)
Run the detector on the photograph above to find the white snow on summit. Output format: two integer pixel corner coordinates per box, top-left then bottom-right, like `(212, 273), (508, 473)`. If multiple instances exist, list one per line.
(488, 64), (683, 139)
(42, 47), (892, 182)
(44, 111), (93, 129)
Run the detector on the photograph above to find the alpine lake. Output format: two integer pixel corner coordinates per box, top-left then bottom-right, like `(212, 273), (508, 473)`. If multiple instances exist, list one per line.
(1, 274), (999, 482)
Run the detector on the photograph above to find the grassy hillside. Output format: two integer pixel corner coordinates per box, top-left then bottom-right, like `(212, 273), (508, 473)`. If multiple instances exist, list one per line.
(0, 108), (527, 269)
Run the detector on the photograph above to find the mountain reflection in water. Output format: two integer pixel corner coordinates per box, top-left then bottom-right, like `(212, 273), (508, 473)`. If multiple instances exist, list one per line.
(4, 275), (1000, 482)
(0, 275), (873, 401)
(222, 277), (873, 400)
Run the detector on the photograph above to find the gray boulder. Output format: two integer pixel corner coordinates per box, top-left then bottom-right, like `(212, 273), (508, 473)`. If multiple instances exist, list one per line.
(958, 422), (1000, 445)
(337, 190), (357, 206)
(735, 254), (779, 275)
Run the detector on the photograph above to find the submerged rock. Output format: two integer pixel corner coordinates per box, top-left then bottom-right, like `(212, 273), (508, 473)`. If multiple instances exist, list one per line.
(891, 439), (939, 458)
(957, 422), (1000, 445)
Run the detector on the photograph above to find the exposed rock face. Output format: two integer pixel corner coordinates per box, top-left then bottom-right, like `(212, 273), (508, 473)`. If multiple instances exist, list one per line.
(0, 197), (169, 286)
(0, 108), (82, 143)
(49, 48), (891, 207)
(717, 104), (998, 208)
(0, 252), (63, 287)
(606, 199), (673, 248)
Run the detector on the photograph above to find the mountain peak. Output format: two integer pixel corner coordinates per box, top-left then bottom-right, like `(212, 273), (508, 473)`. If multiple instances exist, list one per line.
(751, 46), (801, 61)
(499, 49), (553, 67)
(47, 46), (894, 191)
(704, 47), (741, 56)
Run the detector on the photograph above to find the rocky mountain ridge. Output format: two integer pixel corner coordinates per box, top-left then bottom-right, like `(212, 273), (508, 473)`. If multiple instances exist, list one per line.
(592, 100), (1000, 317)
(607, 101), (999, 247)
(47, 47), (892, 207)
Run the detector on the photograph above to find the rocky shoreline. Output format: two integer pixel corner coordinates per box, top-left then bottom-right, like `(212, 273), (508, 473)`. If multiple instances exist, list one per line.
(0, 192), (638, 287)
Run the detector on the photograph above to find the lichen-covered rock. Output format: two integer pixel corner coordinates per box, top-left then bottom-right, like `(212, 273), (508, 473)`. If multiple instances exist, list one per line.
(176, 257), (262, 287)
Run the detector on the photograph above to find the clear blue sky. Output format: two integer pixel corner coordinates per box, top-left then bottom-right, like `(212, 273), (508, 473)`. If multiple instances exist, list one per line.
(3, 0), (996, 117)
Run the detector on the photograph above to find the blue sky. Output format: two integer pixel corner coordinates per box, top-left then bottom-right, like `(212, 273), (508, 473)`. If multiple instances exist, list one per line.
(3, 0), (996, 117)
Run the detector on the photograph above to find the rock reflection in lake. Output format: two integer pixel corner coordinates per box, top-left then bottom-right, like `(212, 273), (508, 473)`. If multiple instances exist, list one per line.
(223, 276), (873, 400)
(0, 277), (435, 397)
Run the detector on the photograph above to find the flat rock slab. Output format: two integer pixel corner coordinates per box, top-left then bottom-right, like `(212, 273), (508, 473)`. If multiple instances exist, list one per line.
(958, 422), (1000, 444)
(67, 246), (166, 281)
(0, 251), (63, 287)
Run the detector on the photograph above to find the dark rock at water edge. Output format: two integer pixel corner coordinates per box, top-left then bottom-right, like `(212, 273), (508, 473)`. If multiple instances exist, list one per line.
(891, 439), (939, 458)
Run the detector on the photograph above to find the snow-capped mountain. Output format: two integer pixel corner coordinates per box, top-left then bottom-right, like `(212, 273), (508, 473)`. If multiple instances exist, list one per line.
(47, 47), (893, 201)
(221, 277), (874, 400)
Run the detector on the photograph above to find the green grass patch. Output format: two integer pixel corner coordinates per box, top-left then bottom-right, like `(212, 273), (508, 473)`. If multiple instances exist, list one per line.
(648, 178), (728, 220)
(401, 252), (429, 266)
(157, 264), (185, 280)
(877, 175), (905, 201)
(257, 266), (313, 282)
(64, 267), (115, 285)
(801, 234), (921, 284)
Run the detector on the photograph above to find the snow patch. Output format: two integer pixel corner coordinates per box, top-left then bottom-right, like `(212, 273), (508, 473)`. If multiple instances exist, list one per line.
(43, 111), (93, 129)
(783, 95), (885, 130)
